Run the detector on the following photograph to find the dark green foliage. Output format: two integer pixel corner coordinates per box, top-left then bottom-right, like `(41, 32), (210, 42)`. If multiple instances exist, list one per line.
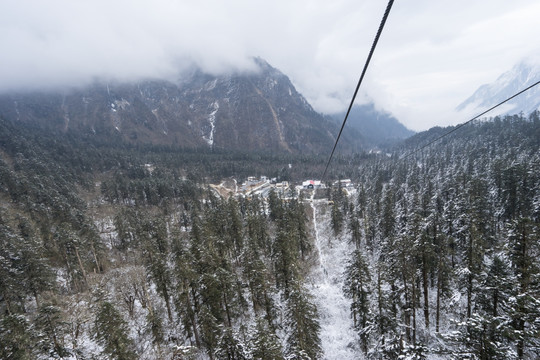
(52, 223), (90, 292)
(271, 196), (312, 294)
(346, 115), (540, 358)
(0, 211), (54, 312)
(215, 327), (248, 360)
(330, 200), (343, 236)
(138, 215), (174, 321)
(35, 304), (70, 358)
(113, 207), (139, 250)
(344, 250), (372, 354)
(199, 306), (221, 359)
(145, 309), (164, 347)
(94, 301), (136, 360)
(0, 314), (36, 360)
(267, 188), (284, 222)
(1, 113), (540, 358)
(330, 181), (349, 236)
(285, 282), (322, 360)
(348, 211), (362, 249)
(251, 318), (284, 360)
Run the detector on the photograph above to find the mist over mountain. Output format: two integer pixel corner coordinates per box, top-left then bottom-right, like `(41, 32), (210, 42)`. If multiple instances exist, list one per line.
(328, 103), (415, 148)
(0, 59), (364, 154)
(457, 61), (540, 116)
(1, 81), (540, 358)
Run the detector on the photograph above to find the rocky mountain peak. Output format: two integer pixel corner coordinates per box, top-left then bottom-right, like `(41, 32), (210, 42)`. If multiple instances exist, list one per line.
(457, 61), (540, 116)
(0, 60), (359, 154)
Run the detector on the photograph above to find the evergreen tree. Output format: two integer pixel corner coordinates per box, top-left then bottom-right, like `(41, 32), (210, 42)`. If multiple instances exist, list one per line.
(94, 301), (136, 360)
(172, 231), (202, 347)
(0, 314), (36, 360)
(114, 207), (139, 250)
(199, 306), (221, 360)
(251, 318), (284, 360)
(268, 188), (284, 222)
(243, 250), (275, 320)
(52, 223), (89, 292)
(285, 282), (322, 360)
(331, 200), (343, 236)
(139, 215), (174, 321)
(146, 308), (165, 352)
(17, 224), (54, 308)
(35, 304), (70, 359)
(215, 327), (248, 360)
(507, 218), (540, 358)
(0, 219), (25, 314)
(344, 250), (372, 354)
(272, 223), (299, 294)
(289, 198), (311, 260)
(348, 211), (362, 249)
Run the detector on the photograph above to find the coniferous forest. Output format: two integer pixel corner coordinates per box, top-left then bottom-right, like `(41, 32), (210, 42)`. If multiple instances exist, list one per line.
(1, 113), (540, 359)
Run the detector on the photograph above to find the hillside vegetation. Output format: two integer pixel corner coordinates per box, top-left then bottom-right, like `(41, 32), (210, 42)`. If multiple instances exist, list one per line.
(0, 112), (539, 359)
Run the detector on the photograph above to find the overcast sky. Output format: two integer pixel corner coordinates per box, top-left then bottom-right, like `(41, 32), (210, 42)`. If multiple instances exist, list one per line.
(1, 0), (540, 131)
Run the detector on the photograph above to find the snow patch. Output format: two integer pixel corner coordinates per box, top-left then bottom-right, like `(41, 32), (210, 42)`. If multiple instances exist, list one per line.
(205, 79), (218, 91)
(203, 101), (219, 147)
(14, 100), (20, 121)
(115, 98), (130, 110)
(308, 194), (362, 359)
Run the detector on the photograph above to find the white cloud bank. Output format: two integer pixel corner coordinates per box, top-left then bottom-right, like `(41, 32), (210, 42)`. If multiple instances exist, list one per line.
(1, 0), (540, 130)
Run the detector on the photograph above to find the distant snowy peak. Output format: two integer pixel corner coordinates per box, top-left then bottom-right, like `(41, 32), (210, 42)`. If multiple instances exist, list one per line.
(457, 61), (540, 116)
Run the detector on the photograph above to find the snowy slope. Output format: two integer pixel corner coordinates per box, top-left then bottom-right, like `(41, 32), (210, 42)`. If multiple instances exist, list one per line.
(307, 194), (363, 359)
(457, 61), (540, 116)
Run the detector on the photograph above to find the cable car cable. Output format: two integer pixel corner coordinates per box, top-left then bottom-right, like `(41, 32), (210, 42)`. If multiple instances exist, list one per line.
(400, 79), (540, 160)
(321, 0), (395, 181)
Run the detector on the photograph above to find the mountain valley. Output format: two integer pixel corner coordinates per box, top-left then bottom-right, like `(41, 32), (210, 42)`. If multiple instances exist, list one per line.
(1, 59), (540, 359)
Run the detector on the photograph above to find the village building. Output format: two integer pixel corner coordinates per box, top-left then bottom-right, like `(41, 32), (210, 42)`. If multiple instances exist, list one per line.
(302, 180), (322, 189)
(333, 179), (353, 188)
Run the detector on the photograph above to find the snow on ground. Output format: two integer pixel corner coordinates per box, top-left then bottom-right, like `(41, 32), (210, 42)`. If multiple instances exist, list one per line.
(308, 194), (363, 359)
(203, 101), (219, 146)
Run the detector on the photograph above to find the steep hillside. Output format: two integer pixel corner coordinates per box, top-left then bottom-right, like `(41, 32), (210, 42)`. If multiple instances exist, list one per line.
(337, 112), (540, 358)
(1, 108), (539, 359)
(457, 61), (540, 116)
(0, 59), (362, 154)
(329, 103), (415, 148)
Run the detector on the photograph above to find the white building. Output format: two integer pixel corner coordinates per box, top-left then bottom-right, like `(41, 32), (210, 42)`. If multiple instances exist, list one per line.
(302, 180), (322, 189)
(334, 179), (353, 188)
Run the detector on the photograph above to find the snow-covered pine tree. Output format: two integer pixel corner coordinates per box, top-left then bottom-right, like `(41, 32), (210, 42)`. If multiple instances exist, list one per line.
(94, 301), (137, 360)
(344, 249), (372, 354)
(251, 317), (284, 360)
(285, 281), (322, 360)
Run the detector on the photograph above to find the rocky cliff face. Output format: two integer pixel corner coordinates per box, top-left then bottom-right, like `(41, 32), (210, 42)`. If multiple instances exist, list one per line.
(0, 59), (359, 154)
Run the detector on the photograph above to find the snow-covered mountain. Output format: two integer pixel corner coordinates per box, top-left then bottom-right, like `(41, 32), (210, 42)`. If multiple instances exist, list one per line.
(0, 58), (364, 154)
(328, 103), (415, 148)
(457, 61), (540, 116)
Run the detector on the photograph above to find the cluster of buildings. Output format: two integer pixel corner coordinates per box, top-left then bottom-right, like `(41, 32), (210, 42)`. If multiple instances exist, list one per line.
(237, 177), (353, 198)
(211, 175), (354, 200)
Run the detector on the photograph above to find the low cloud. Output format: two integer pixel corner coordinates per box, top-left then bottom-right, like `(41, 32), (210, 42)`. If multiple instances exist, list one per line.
(1, 0), (539, 130)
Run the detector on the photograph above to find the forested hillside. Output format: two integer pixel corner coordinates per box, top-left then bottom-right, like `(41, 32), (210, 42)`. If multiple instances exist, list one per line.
(0, 117), (337, 359)
(1, 112), (539, 359)
(0, 59), (364, 154)
(335, 112), (540, 359)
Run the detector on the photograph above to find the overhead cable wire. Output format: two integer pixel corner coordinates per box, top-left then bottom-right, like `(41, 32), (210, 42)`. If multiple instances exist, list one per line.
(321, 0), (395, 181)
(400, 79), (540, 161)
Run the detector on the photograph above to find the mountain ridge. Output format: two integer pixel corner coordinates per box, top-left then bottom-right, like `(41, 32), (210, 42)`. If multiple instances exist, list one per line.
(0, 59), (364, 155)
(328, 103), (414, 148)
(457, 61), (540, 116)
